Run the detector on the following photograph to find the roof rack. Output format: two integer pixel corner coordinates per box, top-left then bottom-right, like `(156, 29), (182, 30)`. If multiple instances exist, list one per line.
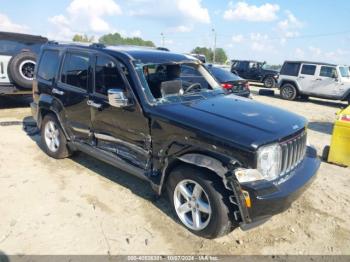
(90, 43), (106, 49)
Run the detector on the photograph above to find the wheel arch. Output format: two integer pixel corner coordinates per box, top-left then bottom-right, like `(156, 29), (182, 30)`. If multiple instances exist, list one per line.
(37, 95), (70, 140)
(279, 79), (300, 91)
(158, 152), (240, 196)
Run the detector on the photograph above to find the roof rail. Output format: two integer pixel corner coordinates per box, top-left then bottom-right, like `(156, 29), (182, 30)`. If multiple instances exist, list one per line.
(47, 40), (59, 45)
(90, 43), (106, 49)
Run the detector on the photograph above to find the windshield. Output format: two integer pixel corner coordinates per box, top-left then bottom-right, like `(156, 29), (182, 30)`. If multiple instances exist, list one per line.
(135, 62), (223, 104)
(339, 67), (350, 77)
(207, 66), (242, 82)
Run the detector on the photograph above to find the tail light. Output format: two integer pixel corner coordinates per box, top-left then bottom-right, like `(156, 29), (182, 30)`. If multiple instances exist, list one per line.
(340, 115), (350, 122)
(221, 83), (233, 89)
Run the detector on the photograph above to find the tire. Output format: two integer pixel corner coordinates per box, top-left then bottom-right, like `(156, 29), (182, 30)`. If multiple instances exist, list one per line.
(166, 164), (237, 239)
(263, 76), (276, 88)
(40, 114), (71, 159)
(322, 146), (330, 162)
(8, 51), (36, 89)
(280, 83), (298, 100)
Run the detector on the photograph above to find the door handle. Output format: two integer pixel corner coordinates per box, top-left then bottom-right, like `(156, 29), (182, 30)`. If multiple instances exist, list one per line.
(87, 100), (102, 109)
(316, 78), (322, 81)
(298, 76), (305, 79)
(52, 88), (65, 95)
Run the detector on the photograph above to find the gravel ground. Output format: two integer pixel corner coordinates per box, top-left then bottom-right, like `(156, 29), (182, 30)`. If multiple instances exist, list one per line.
(0, 89), (349, 255)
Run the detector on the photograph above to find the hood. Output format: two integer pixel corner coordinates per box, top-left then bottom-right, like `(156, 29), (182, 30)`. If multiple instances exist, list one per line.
(154, 94), (306, 150)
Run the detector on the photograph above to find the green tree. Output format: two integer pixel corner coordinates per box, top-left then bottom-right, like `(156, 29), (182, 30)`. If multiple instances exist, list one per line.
(72, 34), (94, 43)
(191, 47), (228, 64)
(214, 48), (228, 64)
(98, 32), (155, 47)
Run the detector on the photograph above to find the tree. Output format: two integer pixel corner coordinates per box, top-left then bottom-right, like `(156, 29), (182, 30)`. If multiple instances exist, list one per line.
(98, 32), (155, 47)
(191, 47), (228, 64)
(214, 48), (228, 64)
(72, 34), (94, 43)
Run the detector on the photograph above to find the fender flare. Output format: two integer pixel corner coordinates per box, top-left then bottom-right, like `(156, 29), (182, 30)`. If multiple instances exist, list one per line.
(157, 152), (241, 195)
(37, 95), (70, 140)
(279, 79), (300, 91)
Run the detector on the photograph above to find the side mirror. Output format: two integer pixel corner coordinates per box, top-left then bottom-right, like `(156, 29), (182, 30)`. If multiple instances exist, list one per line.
(108, 88), (131, 108)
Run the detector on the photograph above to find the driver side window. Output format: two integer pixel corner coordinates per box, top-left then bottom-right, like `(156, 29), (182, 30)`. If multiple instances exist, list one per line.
(95, 56), (126, 96)
(248, 62), (258, 70)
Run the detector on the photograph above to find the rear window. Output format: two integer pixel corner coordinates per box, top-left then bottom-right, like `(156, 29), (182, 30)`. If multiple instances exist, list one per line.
(208, 67), (241, 82)
(37, 50), (59, 82)
(301, 64), (316, 75)
(280, 62), (300, 76)
(61, 53), (89, 90)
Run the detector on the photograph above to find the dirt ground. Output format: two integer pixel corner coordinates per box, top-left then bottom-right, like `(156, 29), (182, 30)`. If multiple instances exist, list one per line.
(0, 89), (349, 255)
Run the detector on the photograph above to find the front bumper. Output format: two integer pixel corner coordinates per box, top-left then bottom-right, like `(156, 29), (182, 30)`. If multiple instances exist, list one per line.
(233, 146), (320, 230)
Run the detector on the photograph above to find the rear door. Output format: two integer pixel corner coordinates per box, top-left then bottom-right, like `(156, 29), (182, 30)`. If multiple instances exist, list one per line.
(89, 53), (151, 170)
(297, 64), (317, 93)
(311, 65), (339, 97)
(56, 50), (92, 142)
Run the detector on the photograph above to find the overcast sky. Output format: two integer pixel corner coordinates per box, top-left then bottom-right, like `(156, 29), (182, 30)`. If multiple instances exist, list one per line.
(1, 0), (350, 64)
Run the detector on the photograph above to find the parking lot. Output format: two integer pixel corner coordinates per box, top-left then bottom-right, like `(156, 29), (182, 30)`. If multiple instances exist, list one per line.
(0, 87), (349, 255)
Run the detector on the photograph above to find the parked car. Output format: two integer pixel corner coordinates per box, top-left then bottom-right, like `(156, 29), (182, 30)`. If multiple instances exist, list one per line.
(278, 61), (350, 103)
(31, 42), (320, 239)
(231, 60), (279, 88)
(0, 31), (47, 95)
(205, 64), (250, 98)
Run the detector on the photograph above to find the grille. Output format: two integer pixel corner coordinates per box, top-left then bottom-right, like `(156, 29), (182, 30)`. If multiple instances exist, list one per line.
(280, 131), (307, 175)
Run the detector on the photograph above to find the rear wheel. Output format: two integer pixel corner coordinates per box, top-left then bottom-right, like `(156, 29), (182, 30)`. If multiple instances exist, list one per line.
(41, 114), (71, 159)
(263, 76), (276, 88)
(166, 164), (237, 239)
(280, 83), (298, 100)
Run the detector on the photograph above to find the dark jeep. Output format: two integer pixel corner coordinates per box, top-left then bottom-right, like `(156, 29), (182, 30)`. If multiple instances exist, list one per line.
(31, 42), (320, 239)
(231, 60), (279, 88)
(0, 31), (47, 95)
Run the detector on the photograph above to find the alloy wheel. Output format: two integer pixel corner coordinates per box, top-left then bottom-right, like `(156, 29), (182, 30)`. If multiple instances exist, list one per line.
(282, 86), (294, 99)
(173, 179), (212, 231)
(44, 120), (60, 152)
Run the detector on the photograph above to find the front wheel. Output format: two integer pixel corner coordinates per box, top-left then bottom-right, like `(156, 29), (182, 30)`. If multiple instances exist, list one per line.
(263, 76), (276, 88)
(280, 84), (298, 100)
(166, 164), (237, 239)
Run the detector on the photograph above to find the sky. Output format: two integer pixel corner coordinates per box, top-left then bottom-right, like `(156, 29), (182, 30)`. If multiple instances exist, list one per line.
(1, 0), (350, 64)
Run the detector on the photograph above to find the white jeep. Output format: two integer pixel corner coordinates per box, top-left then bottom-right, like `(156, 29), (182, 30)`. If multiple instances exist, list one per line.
(0, 31), (47, 95)
(278, 61), (350, 104)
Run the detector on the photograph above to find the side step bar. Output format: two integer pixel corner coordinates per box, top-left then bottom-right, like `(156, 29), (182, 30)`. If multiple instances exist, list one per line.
(69, 141), (148, 181)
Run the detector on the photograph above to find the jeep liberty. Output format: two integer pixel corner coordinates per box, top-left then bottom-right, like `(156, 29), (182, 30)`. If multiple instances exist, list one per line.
(31, 42), (320, 239)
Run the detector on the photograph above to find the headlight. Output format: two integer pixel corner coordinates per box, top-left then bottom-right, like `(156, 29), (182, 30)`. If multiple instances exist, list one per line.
(257, 143), (282, 181)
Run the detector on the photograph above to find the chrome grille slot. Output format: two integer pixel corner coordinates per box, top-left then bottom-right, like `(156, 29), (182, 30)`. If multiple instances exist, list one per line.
(280, 131), (307, 176)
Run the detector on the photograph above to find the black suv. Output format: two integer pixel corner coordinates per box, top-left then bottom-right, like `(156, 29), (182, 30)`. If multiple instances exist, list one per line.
(0, 31), (47, 95)
(231, 60), (279, 88)
(31, 42), (320, 239)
